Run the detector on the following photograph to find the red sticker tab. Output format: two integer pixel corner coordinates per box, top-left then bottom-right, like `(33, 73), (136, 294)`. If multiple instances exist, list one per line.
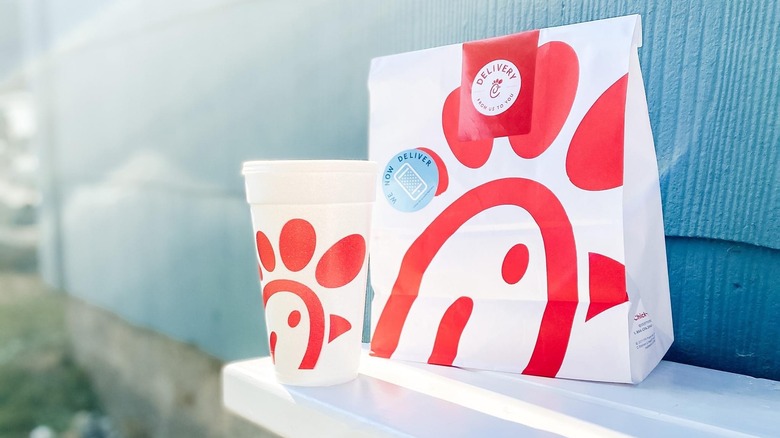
(459, 30), (539, 141)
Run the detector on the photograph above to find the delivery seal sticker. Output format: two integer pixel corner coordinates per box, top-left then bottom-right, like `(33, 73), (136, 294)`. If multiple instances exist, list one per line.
(457, 29), (539, 141)
(382, 148), (439, 212)
(471, 59), (521, 116)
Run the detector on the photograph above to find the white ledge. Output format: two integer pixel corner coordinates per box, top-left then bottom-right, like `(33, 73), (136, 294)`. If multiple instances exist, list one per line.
(223, 348), (780, 437)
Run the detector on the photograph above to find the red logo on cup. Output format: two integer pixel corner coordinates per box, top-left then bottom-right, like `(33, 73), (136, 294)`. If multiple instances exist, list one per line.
(256, 218), (366, 368)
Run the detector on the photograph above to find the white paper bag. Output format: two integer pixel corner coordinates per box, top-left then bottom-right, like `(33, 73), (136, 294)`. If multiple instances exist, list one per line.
(367, 15), (673, 383)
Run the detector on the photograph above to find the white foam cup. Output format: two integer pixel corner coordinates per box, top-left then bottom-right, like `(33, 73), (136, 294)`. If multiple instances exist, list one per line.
(242, 160), (377, 386)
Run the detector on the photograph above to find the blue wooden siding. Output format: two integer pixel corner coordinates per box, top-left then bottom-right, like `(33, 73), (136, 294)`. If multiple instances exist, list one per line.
(23, 0), (778, 378)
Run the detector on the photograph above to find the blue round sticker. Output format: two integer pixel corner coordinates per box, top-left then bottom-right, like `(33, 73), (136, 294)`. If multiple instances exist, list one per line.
(382, 148), (439, 212)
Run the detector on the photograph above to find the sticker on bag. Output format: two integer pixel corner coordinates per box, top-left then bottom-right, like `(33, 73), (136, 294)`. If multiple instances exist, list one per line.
(382, 148), (440, 212)
(458, 30), (539, 141)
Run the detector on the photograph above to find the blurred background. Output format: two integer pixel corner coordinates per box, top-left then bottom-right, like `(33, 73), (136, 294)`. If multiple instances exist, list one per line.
(0, 1), (777, 437)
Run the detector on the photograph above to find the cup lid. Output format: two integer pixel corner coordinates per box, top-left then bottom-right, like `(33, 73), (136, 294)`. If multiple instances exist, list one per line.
(242, 160), (378, 204)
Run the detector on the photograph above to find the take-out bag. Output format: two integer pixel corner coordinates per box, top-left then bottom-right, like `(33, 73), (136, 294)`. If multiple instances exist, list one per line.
(367, 15), (673, 383)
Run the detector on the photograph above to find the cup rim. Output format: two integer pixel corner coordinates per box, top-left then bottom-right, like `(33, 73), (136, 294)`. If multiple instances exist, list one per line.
(242, 159), (377, 175)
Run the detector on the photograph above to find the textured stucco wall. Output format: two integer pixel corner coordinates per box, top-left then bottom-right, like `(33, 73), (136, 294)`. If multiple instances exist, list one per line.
(20, 0), (779, 378)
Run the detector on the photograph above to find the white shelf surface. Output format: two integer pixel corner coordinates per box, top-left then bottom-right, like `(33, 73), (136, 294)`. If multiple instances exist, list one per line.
(223, 349), (780, 437)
